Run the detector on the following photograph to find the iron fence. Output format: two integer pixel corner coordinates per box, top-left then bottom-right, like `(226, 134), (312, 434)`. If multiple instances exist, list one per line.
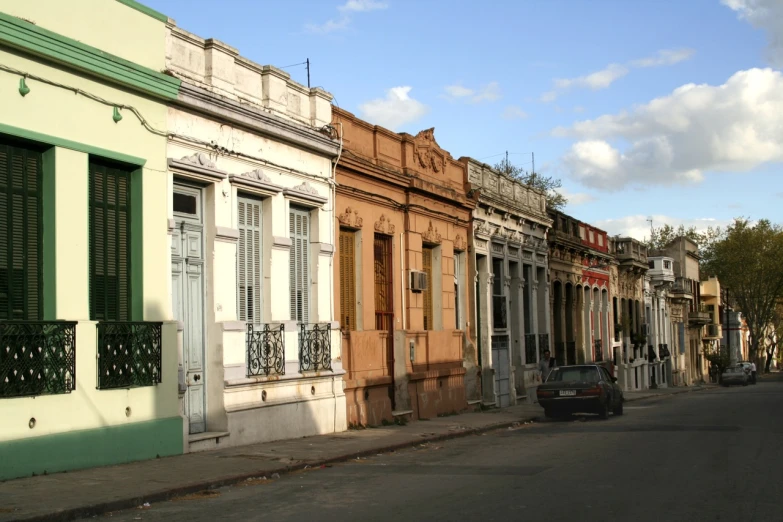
(299, 323), (332, 372)
(0, 321), (76, 398)
(247, 323), (285, 377)
(525, 334), (537, 364)
(97, 322), (162, 389)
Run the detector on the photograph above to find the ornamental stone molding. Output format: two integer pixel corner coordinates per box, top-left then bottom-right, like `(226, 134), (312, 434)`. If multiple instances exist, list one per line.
(229, 167), (284, 194)
(241, 168), (272, 183)
(180, 152), (217, 169)
(283, 181), (328, 205)
(454, 234), (467, 251)
(374, 214), (396, 235)
(338, 207), (363, 229)
(422, 220), (442, 244)
(168, 152), (227, 181)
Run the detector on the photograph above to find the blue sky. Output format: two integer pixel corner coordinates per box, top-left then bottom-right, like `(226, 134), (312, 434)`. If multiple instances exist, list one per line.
(144, 0), (783, 239)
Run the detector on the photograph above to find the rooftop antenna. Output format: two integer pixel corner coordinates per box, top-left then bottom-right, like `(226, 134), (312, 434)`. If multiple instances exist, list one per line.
(306, 58), (310, 88)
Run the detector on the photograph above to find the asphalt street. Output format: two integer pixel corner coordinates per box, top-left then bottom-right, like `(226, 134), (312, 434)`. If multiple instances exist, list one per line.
(91, 375), (783, 522)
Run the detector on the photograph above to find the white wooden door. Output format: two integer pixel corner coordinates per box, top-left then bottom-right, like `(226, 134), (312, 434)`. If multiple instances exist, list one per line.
(172, 185), (206, 434)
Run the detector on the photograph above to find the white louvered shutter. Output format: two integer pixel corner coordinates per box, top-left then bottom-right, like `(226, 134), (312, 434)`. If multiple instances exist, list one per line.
(289, 207), (310, 324)
(238, 197), (262, 325)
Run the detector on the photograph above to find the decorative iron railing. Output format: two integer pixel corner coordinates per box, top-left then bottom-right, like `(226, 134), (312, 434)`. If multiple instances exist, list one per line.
(97, 322), (162, 390)
(648, 344), (657, 361)
(524, 334), (537, 364)
(0, 321), (77, 398)
(594, 339), (603, 362)
(492, 295), (507, 329)
(538, 334), (550, 361)
(247, 323), (285, 377)
(566, 341), (576, 366)
(660, 343), (671, 358)
(299, 323), (332, 372)
(554, 341), (565, 366)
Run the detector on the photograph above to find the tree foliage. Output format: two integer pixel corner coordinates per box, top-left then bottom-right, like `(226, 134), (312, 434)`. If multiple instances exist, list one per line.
(701, 219), (783, 360)
(493, 158), (567, 210)
(704, 344), (732, 380)
(645, 223), (723, 257)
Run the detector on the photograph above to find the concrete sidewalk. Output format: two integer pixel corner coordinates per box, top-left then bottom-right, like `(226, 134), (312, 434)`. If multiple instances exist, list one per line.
(0, 385), (712, 522)
(624, 383), (717, 403)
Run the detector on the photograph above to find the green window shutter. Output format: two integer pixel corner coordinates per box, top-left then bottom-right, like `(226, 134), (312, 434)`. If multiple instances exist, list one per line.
(237, 197), (262, 325)
(89, 161), (131, 321)
(289, 207), (309, 324)
(0, 139), (42, 320)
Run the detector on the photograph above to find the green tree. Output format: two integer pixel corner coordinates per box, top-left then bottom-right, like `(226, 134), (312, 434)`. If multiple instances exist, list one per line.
(493, 158), (567, 210)
(703, 344), (732, 383)
(702, 219), (783, 363)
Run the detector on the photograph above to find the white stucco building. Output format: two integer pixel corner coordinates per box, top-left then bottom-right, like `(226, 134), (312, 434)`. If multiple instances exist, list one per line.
(164, 24), (346, 450)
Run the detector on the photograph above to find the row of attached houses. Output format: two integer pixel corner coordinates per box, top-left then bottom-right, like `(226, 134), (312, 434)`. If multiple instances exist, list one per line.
(0, 0), (728, 480)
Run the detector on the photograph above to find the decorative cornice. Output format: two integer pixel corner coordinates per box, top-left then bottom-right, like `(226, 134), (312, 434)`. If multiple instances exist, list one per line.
(229, 168), (283, 194)
(168, 153), (227, 181)
(283, 181), (328, 205)
(0, 12), (180, 100)
(215, 226), (240, 243)
(338, 207), (364, 229)
(421, 220), (442, 245)
(374, 214), (396, 235)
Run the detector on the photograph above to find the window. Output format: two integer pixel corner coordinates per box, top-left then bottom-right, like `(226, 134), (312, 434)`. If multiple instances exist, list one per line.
(589, 230), (595, 243)
(374, 234), (393, 331)
(598, 235), (604, 247)
(289, 207), (310, 323)
(648, 260), (655, 269)
(238, 197), (262, 325)
(89, 161), (131, 321)
(0, 140), (42, 320)
(422, 246), (433, 330)
(173, 192), (197, 215)
(339, 229), (356, 330)
(454, 252), (464, 329)
(664, 260), (671, 270)
(579, 226), (586, 240)
(492, 257), (506, 329)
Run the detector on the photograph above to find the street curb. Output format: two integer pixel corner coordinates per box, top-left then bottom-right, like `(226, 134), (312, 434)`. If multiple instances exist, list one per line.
(9, 414), (540, 522)
(624, 385), (714, 403)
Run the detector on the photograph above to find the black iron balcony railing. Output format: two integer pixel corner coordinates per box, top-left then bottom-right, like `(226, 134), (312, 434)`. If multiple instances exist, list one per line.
(554, 341), (565, 366)
(648, 344), (657, 361)
(659, 343), (671, 358)
(0, 321), (77, 398)
(524, 334), (537, 364)
(594, 339), (603, 362)
(538, 334), (550, 361)
(299, 323), (331, 372)
(566, 341), (576, 366)
(492, 295), (507, 330)
(247, 323), (285, 377)
(97, 322), (162, 390)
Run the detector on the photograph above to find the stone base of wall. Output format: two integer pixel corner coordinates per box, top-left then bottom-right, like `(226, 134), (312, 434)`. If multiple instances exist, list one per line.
(0, 416), (183, 481)
(222, 373), (347, 447)
(343, 376), (393, 427)
(408, 367), (467, 419)
(515, 365), (542, 404)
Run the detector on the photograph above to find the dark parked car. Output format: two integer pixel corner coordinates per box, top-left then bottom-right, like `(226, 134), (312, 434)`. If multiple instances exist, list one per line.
(536, 364), (624, 419)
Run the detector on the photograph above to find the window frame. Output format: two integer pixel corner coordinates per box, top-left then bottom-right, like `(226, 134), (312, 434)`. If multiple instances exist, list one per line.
(237, 195), (264, 326)
(289, 205), (311, 324)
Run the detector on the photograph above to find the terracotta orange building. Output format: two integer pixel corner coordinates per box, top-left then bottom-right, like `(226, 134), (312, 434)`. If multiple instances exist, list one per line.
(332, 108), (475, 426)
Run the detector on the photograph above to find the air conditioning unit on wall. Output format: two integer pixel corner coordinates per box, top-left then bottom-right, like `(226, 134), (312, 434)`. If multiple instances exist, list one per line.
(409, 270), (428, 292)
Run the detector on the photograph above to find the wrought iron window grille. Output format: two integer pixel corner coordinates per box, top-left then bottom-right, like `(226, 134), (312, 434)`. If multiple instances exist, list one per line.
(299, 323), (332, 372)
(538, 333), (550, 362)
(247, 323), (285, 377)
(524, 334), (537, 365)
(0, 321), (77, 398)
(97, 322), (162, 390)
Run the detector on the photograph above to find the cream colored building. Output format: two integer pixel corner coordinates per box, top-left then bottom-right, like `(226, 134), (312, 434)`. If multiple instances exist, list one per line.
(164, 23), (346, 450)
(0, 0), (180, 480)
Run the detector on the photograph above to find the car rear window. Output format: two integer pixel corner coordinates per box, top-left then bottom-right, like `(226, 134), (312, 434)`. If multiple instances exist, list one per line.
(548, 367), (600, 383)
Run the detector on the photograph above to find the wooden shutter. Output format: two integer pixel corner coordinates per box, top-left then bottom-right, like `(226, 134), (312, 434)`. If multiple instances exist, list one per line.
(422, 247), (433, 331)
(339, 229), (356, 330)
(238, 197), (262, 325)
(289, 207), (309, 323)
(0, 141), (42, 320)
(89, 162), (131, 321)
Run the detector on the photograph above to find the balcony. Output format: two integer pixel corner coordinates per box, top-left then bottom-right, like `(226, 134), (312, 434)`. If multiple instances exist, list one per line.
(648, 257), (675, 285)
(703, 323), (722, 339)
(97, 322), (162, 389)
(688, 312), (711, 328)
(614, 238), (648, 272)
(671, 277), (694, 300)
(299, 323), (332, 372)
(247, 323), (285, 377)
(0, 321), (77, 398)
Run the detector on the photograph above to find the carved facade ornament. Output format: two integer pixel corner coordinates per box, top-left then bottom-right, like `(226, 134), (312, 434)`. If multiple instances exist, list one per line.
(421, 220), (442, 244)
(374, 214), (396, 235)
(180, 152), (216, 169)
(474, 220), (491, 236)
(454, 234), (467, 251)
(338, 207), (363, 229)
(289, 181), (321, 197)
(412, 128), (446, 174)
(240, 168), (272, 183)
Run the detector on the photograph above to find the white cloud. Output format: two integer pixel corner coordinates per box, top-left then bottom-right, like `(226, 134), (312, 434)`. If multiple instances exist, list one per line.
(338, 0), (388, 11)
(594, 215), (731, 241)
(502, 105), (528, 120)
(443, 82), (501, 103)
(573, 105), (586, 113)
(630, 48), (696, 68)
(722, 0), (783, 67)
(554, 68), (783, 190)
(540, 48), (695, 102)
(359, 86), (429, 131)
(557, 188), (595, 206)
(304, 17), (351, 34)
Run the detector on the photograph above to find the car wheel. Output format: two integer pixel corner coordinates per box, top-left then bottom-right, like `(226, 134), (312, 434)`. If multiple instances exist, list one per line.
(598, 401), (609, 419)
(613, 400), (624, 416)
